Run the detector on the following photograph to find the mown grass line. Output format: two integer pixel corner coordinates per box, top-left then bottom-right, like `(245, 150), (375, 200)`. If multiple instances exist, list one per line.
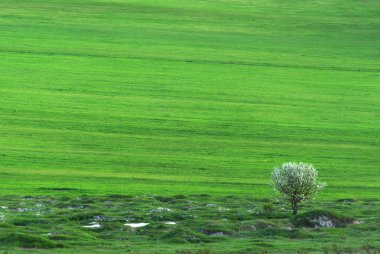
(2, 49), (380, 73)
(0, 0), (379, 200)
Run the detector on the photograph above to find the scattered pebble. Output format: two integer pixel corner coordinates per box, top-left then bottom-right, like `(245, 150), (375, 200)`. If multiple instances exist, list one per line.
(150, 207), (171, 213)
(67, 205), (86, 210)
(210, 232), (226, 237)
(16, 208), (33, 212)
(94, 215), (107, 221)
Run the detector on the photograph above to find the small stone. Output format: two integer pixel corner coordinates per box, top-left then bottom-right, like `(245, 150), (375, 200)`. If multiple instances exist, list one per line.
(164, 221), (176, 225)
(210, 232), (225, 237)
(149, 207), (171, 213)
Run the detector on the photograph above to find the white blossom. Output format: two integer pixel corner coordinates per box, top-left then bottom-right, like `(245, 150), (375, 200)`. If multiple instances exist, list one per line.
(272, 162), (326, 215)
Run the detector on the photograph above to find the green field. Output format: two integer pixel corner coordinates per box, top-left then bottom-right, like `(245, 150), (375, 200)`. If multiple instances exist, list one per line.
(0, 0), (380, 253)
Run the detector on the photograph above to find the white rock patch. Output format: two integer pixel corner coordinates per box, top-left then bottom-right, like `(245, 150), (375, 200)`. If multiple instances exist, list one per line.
(124, 223), (149, 228)
(164, 221), (176, 225)
(311, 216), (335, 228)
(83, 222), (101, 229)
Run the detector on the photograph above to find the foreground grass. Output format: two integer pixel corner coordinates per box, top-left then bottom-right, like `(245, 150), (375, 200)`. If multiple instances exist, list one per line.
(0, 195), (379, 253)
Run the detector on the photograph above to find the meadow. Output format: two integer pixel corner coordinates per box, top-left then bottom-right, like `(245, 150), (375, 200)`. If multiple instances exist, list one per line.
(0, 0), (379, 253)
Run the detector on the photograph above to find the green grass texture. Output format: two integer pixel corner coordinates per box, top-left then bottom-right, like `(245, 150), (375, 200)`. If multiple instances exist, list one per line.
(0, 0), (379, 199)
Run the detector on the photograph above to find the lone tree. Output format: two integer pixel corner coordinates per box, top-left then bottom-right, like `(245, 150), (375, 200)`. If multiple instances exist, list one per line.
(271, 162), (326, 215)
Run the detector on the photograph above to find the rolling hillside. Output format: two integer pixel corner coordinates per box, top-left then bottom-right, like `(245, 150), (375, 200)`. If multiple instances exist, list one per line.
(0, 0), (379, 199)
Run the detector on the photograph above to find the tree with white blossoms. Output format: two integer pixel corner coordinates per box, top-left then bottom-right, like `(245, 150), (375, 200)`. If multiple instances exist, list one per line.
(272, 162), (326, 215)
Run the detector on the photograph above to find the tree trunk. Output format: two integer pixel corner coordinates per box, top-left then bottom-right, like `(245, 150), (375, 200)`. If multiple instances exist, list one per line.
(291, 201), (298, 215)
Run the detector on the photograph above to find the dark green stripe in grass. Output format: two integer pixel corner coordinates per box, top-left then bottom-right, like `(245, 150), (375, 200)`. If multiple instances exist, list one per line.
(1, 49), (379, 73)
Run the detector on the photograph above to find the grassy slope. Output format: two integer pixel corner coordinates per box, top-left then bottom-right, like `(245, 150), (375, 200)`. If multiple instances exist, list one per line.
(0, 0), (380, 199)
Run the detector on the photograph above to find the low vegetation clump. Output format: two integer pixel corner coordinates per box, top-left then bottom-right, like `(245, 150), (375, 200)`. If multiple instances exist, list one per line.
(176, 249), (217, 254)
(0, 232), (63, 249)
(161, 227), (209, 243)
(291, 210), (354, 228)
(0, 195), (378, 253)
(262, 203), (274, 215)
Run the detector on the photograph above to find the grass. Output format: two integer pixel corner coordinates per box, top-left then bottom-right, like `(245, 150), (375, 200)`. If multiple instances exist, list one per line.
(0, 0), (379, 198)
(0, 195), (378, 253)
(0, 0), (379, 252)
